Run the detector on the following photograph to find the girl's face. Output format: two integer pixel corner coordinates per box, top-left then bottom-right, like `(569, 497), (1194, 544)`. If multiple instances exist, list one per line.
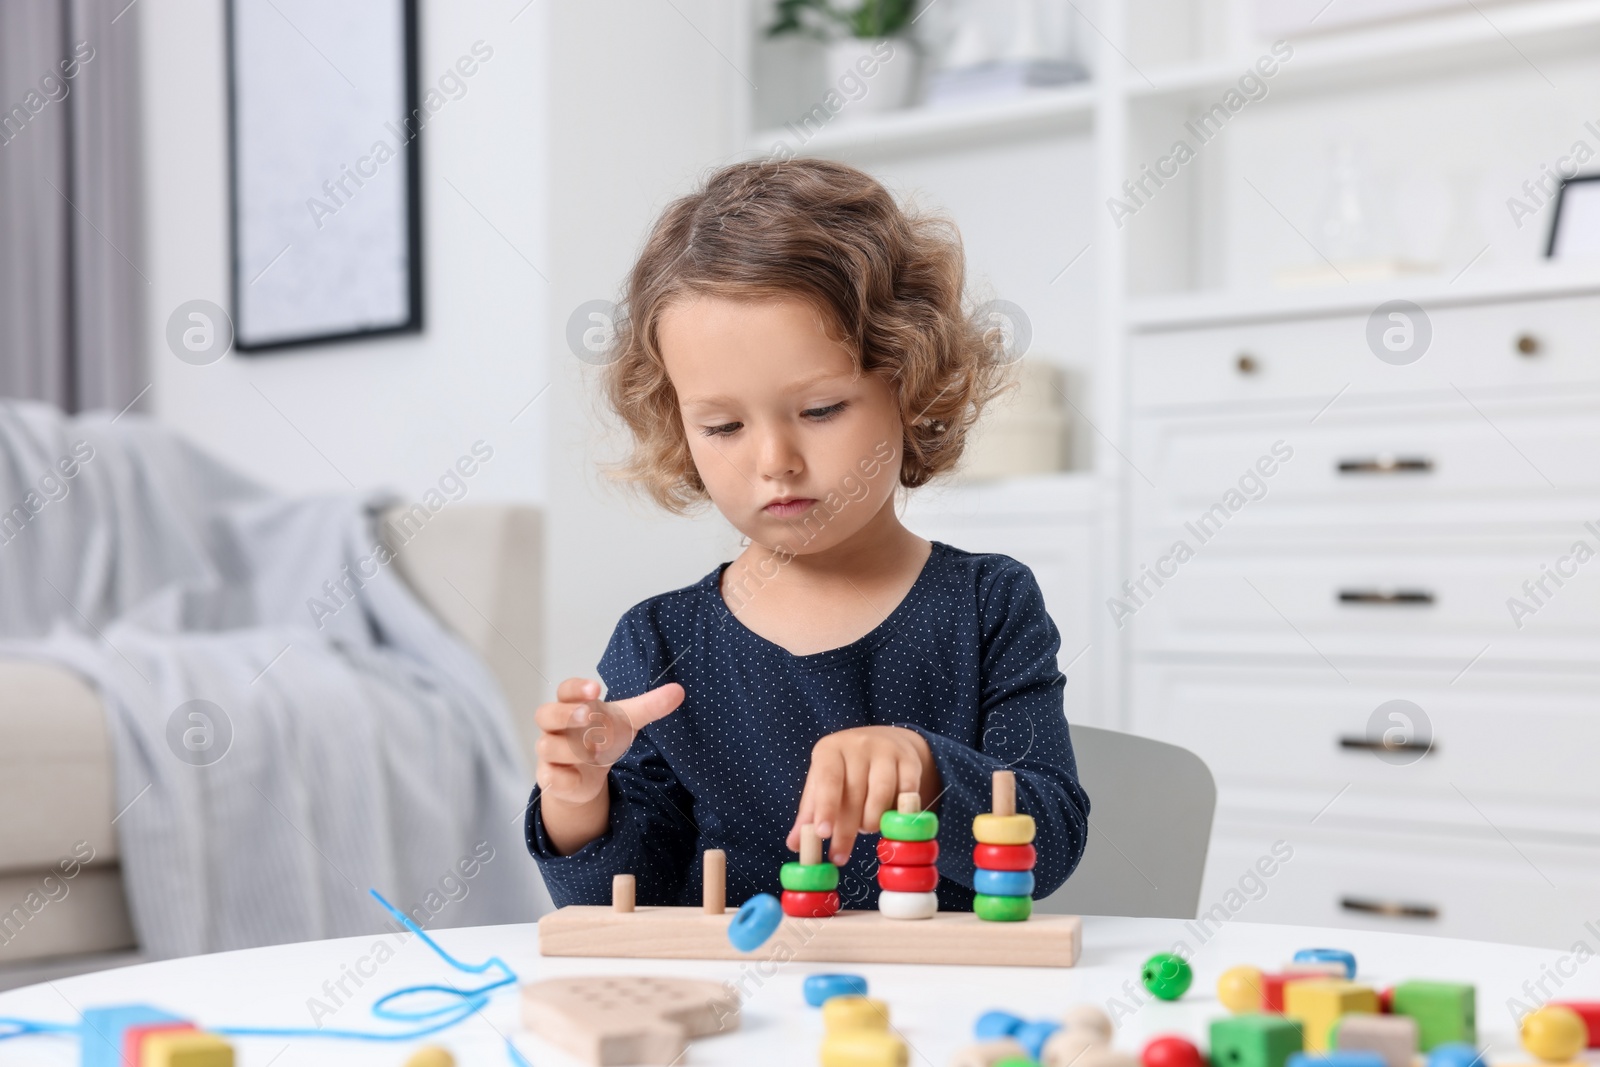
(658, 293), (905, 556)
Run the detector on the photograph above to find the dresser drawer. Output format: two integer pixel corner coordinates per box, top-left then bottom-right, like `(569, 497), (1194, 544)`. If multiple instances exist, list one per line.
(1124, 537), (1600, 664)
(1131, 293), (1600, 411)
(1131, 395), (1600, 532)
(1202, 819), (1600, 950)
(1130, 663), (1600, 836)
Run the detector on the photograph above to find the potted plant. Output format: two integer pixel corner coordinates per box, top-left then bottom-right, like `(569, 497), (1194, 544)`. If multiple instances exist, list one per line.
(765, 0), (921, 118)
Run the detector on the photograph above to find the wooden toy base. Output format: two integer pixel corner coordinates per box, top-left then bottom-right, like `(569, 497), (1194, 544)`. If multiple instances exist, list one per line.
(538, 906), (1082, 968)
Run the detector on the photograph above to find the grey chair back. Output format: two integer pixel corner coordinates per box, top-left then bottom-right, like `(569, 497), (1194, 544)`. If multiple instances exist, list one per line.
(1034, 724), (1217, 919)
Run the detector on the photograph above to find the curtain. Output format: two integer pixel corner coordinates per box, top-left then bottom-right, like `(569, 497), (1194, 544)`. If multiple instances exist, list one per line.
(0, 0), (146, 415)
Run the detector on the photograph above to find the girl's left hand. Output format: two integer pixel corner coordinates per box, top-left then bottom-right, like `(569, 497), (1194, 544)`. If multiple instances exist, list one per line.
(786, 725), (943, 864)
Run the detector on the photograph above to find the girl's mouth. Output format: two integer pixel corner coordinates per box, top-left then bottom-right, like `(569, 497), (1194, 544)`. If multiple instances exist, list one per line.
(763, 497), (817, 518)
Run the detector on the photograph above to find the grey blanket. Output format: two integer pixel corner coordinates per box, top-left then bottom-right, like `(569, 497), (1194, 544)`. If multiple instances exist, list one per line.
(0, 400), (545, 958)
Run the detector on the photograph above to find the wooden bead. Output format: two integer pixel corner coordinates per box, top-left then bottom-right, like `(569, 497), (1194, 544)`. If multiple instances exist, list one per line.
(1045, 1029), (1108, 1067)
(780, 889), (840, 918)
(877, 838), (938, 865)
(780, 861), (840, 892)
(876, 863), (939, 893)
(1217, 966), (1266, 1013)
(879, 809), (938, 842)
(405, 1047), (457, 1067)
(876, 889), (938, 920)
(973, 843), (1036, 871)
(820, 1030), (908, 1067)
(1523, 1005), (1587, 1062)
(973, 893), (1032, 922)
(1060, 1004), (1114, 1042)
(972, 813), (1035, 846)
(823, 995), (890, 1033)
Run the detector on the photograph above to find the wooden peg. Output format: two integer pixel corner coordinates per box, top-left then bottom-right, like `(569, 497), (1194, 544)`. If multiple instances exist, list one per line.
(896, 791), (921, 814)
(703, 849), (726, 915)
(612, 874), (635, 913)
(992, 770), (1016, 817)
(800, 824), (823, 866)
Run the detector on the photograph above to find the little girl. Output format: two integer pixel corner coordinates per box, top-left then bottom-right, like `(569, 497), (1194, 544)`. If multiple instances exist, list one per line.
(524, 157), (1089, 913)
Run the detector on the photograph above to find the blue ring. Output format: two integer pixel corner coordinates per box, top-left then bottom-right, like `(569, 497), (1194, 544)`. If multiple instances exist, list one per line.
(803, 973), (869, 1007)
(974, 1010), (1026, 1040)
(1292, 947), (1356, 979)
(974, 868), (1035, 897)
(728, 893), (782, 953)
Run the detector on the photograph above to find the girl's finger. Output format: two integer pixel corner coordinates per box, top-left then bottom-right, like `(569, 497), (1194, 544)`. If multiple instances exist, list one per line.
(805, 747), (847, 843)
(829, 751), (871, 864)
(861, 756), (901, 835)
(555, 677), (601, 703)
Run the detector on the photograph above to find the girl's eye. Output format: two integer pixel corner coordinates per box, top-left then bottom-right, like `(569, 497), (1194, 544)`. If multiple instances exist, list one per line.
(701, 422), (741, 437)
(804, 402), (847, 421)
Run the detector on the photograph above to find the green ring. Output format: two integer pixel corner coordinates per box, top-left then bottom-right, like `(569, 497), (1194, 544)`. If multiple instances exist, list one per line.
(974, 893), (1032, 922)
(780, 862), (839, 892)
(879, 810), (939, 842)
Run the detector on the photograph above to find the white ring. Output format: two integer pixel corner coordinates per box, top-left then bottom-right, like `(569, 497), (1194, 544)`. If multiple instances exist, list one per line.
(877, 890), (938, 920)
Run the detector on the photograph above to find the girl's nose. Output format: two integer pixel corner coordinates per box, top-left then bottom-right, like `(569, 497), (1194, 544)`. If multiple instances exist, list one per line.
(755, 426), (803, 480)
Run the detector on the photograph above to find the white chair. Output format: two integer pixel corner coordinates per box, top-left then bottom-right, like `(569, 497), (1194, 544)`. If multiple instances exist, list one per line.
(1035, 724), (1217, 919)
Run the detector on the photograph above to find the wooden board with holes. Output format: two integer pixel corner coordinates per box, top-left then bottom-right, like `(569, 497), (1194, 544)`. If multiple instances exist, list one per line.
(521, 974), (740, 1066)
(537, 906), (1082, 967)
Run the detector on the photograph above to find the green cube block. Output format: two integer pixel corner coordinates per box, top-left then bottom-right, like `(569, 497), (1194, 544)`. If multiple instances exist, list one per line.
(1391, 981), (1475, 1050)
(1211, 1014), (1305, 1067)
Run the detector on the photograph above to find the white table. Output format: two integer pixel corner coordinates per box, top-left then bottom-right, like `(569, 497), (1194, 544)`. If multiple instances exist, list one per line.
(0, 916), (1564, 1066)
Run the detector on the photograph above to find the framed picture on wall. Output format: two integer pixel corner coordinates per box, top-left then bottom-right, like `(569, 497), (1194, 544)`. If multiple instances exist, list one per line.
(226, 0), (422, 352)
(1547, 175), (1600, 261)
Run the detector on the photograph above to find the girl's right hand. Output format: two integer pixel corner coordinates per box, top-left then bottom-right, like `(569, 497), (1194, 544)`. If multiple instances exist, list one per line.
(534, 677), (685, 805)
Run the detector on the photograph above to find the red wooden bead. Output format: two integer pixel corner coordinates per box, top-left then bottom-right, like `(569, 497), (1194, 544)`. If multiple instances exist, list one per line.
(781, 890), (840, 918)
(877, 838), (939, 866)
(1143, 1035), (1204, 1067)
(1378, 986), (1394, 1013)
(973, 843), (1036, 871)
(877, 863), (939, 893)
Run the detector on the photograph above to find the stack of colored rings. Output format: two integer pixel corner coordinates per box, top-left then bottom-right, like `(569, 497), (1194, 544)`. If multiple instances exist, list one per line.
(877, 792), (939, 920)
(972, 770), (1036, 922)
(782, 824), (841, 918)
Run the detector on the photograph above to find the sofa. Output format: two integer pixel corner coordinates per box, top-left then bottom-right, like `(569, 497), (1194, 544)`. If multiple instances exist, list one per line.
(0, 504), (543, 989)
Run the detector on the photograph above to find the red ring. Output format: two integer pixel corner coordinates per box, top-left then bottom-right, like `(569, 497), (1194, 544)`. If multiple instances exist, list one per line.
(877, 863), (940, 893)
(877, 838), (939, 866)
(973, 843), (1036, 871)
(781, 890), (840, 918)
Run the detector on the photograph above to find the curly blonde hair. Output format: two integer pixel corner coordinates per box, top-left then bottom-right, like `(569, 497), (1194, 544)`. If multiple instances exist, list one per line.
(600, 157), (1013, 513)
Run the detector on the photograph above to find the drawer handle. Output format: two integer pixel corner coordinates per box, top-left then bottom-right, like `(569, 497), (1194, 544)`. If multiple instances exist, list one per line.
(1236, 352), (1259, 375)
(1338, 734), (1435, 755)
(1516, 333), (1541, 356)
(1340, 896), (1439, 920)
(1338, 589), (1435, 606)
(1337, 456), (1433, 474)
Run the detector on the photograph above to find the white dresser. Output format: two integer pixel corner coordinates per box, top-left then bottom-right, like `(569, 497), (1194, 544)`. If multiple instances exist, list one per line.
(1126, 276), (1600, 949)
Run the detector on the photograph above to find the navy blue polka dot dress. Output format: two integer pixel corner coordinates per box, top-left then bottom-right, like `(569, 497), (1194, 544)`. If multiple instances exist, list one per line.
(524, 539), (1090, 912)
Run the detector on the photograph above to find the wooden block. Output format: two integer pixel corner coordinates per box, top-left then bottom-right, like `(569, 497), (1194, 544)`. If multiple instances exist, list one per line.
(802, 824), (823, 866)
(140, 1031), (234, 1067)
(992, 770), (1016, 817)
(612, 874), (635, 913)
(702, 850), (725, 915)
(1284, 980), (1379, 1052)
(1335, 1013), (1418, 1067)
(521, 975), (739, 1066)
(538, 906), (1081, 967)
(124, 1021), (196, 1066)
(897, 791), (921, 814)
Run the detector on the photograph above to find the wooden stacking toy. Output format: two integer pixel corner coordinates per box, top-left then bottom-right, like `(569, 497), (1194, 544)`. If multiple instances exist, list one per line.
(538, 848), (1081, 966)
(877, 791), (939, 920)
(972, 770), (1036, 922)
(783, 825), (841, 918)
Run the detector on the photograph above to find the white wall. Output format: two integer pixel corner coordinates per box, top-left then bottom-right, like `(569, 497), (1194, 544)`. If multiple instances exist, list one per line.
(140, 0), (550, 506)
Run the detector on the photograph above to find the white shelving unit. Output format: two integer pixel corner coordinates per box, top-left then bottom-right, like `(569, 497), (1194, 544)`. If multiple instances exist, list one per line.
(740, 0), (1600, 943)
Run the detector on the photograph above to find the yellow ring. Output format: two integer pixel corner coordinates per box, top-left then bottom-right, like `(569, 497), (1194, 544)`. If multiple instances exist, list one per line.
(973, 813), (1036, 846)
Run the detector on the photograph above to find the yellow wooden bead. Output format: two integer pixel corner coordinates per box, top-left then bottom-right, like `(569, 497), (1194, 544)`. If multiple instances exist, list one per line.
(823, 995), (890, 1033)
(140, 1032), (234, 1067)
(404, 1046), (457, 1067)
(972, 813), (1036, 846)
(1521, 1005), (1587, 1062)
(1217, 965), (1267, 1013)
(821, 1030), (909, 1067)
